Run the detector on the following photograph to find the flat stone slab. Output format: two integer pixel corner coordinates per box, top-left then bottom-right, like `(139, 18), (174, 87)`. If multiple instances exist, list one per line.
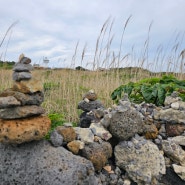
(0, 105), (45, 119)
(0, 96), (20, 108)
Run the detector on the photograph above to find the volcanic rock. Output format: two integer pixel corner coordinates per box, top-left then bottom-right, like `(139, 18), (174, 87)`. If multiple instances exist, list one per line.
(0, 115), (51, 144)
(0, 96), (21, 108)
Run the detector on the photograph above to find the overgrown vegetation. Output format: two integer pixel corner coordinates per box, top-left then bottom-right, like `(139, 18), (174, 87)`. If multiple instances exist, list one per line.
(111, 75), (185, 106)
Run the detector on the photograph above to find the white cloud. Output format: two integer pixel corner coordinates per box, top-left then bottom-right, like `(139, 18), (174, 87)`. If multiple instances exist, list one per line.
(0, 0), (184, 69)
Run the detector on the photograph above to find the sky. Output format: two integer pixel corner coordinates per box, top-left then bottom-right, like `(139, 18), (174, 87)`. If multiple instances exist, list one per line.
(0, 0), (185, 70)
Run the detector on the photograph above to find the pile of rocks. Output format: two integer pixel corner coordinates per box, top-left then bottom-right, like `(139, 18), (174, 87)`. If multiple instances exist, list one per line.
(0, 54), (51, 144)
(50, 90), (185, 184)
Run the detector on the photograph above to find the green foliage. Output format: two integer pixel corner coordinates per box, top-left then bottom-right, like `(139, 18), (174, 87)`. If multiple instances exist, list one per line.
(111, 75), (185, 106)
(45, 113), (65, 140)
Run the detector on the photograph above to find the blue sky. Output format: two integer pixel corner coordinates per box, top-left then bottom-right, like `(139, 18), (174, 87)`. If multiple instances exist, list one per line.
(0, 0), (184, 70)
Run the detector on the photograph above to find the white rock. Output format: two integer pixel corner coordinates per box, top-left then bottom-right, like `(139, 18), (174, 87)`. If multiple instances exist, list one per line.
(172, 164), (185, 180)
(90, 122), (112, 141)
(171, 102), (180, 110)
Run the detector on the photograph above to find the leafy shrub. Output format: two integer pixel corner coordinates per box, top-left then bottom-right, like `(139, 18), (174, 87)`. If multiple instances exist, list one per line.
(111, 75), (185, 106)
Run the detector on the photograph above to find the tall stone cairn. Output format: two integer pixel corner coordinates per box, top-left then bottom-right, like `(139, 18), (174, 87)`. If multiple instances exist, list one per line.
(0, 54), (51, 144)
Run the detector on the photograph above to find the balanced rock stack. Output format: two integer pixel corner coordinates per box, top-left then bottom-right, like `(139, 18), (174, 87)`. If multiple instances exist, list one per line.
(77, 89), (105, 128)
(0, 54), (51, 144)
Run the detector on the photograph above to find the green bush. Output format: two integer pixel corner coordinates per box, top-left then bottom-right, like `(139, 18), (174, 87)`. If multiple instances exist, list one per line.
(111, 75), (185, 106)
(45, 113), (65, 140)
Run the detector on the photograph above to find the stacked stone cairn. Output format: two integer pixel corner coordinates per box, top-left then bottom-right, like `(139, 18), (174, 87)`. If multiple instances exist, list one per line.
(0, 54), (51, 144)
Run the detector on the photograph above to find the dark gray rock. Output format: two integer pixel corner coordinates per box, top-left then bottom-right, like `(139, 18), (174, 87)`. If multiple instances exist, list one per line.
(109, 109), (145, 140)
(0, 105), (45, 119)
(0, 89), (44, 106)
(50, 130), (64, 147)
(79, 111), (96, 128)
(0, 140), (97, 185)
(13, 63), (34, 72)
(0, 96), (20, 108)
(78, 100), (104, 112)
(12, 71), (32, 81)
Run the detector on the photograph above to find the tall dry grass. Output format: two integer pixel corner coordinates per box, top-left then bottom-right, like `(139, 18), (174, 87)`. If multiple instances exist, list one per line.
(0, 17), (184, 123)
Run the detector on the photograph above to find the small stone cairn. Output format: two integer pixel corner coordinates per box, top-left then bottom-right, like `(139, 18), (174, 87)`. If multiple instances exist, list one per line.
(0, 54), (51, 144)
(77, 89), (105, 127)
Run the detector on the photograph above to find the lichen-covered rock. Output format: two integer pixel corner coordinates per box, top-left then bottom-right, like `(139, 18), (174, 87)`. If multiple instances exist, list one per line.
(172, 164), (185, 181)
(153, 108), (185, 123)
(109, 109), (145, 140)
(12, 78), (43, 93)
(162, 140), (185, 166)
(0, 140), (97, 185)
(56, 126), (76, 143)
(0, 115), (51, 144)
(90, 122), (112, 141)
(78, 100), (104, 112)
(114, 136), (166, 184)
(0, 105), (45, 119)
(74, 127), (94, 144)
(0, 89), (44, 106)
(81, 141), (112, 171)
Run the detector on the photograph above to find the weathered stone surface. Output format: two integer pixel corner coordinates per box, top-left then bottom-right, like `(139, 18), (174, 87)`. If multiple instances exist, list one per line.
(13, 63), (34, 72)
(83, 89), (97, 101)
(12, 71), (32, 81)
(78, 100), (104, 112)
(74, 127), (94, 144)
(50, 130), (63, 147)
(0, 140), (97, 185)
(0, 105), (45, 119)
(56, 126), (76, 143)
(172, 164), (185, 181)
(0, 96), (20, 108)
(164, 93), (182, 106)
(144, 124), (158, 139)
(166, 123), (185, 137)
(115, 136), (166, 185)
(0, 115), (51, 144)
(90, 122), (112, 141)
(0, 89), (44, 106)
(162, 140), (185, 166)
(12, 78), (43, 93)
(67, 140), (84, 154)
(170, 136), (185, 146)
(81, 141), (112, 171)
(153, 108), (185, 123)
(109, 109), (145, 140)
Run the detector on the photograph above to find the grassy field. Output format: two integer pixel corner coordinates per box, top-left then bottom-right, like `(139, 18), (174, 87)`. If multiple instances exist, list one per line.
(1, 67), (184, 123)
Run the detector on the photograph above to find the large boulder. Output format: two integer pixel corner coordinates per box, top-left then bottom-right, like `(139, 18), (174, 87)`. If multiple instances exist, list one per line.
(109, 108), (145, 140)
(114, 135), (166, 184)
(0, 140), (97, 185)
